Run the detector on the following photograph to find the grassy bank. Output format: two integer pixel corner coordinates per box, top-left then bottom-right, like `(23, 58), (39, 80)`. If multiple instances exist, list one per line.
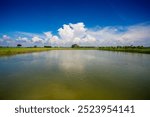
(98, 47), (150, 54)
(0, 47), (99, 56)
(0, 47), (52, 56)
(0, 46), (150, 56)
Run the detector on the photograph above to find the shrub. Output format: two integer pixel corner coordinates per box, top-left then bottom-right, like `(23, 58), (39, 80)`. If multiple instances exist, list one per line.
(71, 44), (79, 48)
(17, 44), (22, 47)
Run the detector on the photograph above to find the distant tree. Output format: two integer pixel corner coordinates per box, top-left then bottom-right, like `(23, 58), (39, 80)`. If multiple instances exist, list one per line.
(34, 45), (37, 48)
(137, 46), (144, 49)
(44, 46), (52, 48)
(71, 44), (79, 48)
(17, 44), (22, 47)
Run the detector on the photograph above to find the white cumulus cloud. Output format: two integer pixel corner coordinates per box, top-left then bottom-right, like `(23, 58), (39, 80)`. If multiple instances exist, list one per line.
(0, 22), (150, 47)
(31, 36), (45, 46)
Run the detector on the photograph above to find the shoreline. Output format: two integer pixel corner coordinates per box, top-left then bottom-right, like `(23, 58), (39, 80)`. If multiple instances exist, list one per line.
(0, 47), (99, 56)
(0, 48), (52, 56)
(98, 47), (150, 54)
(0, 47), (150, 56)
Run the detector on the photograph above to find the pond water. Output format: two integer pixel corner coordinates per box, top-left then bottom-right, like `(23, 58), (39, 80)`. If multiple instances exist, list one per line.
(0, 50), (150, 99)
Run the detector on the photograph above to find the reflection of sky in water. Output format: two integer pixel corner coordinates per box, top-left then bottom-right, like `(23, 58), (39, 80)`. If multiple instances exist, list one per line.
(0, 50), (150, 99)
(57, 51), (87, 71)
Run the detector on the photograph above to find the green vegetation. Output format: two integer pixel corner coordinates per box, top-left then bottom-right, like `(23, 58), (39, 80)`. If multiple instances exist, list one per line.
(0, 47), (52, 56)
(71, 44), (80, 48)
(71, 44), (96, 49)
(0, 47), (99, 56)
(17, 44), (22, 47)
(44, 46), (52, 48)
(99, 46), (150, 54)
(0, 45), (150, 56)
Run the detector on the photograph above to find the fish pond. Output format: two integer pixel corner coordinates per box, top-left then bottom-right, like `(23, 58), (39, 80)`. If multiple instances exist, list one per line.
(0, 50), (150, 99)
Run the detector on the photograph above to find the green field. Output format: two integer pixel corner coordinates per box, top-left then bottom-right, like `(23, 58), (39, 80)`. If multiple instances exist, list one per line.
(0, 46), (150, 56)
(98, 47), (150, 54)
(0, 47), (99, 56)
(0, 47), (53, 56)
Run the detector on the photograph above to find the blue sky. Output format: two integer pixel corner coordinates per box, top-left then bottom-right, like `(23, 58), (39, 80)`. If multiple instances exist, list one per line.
(0, 0), (150, 46)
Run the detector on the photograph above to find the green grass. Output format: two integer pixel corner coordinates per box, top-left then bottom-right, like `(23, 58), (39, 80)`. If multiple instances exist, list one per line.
(0, 47), (52, 56)
(0, 47), (150, 56)
(98, 47), (150, 54)
(0, 47), (99, 56)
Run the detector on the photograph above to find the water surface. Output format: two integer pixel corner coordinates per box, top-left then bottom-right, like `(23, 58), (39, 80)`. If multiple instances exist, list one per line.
(0, 50), (150, 99)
